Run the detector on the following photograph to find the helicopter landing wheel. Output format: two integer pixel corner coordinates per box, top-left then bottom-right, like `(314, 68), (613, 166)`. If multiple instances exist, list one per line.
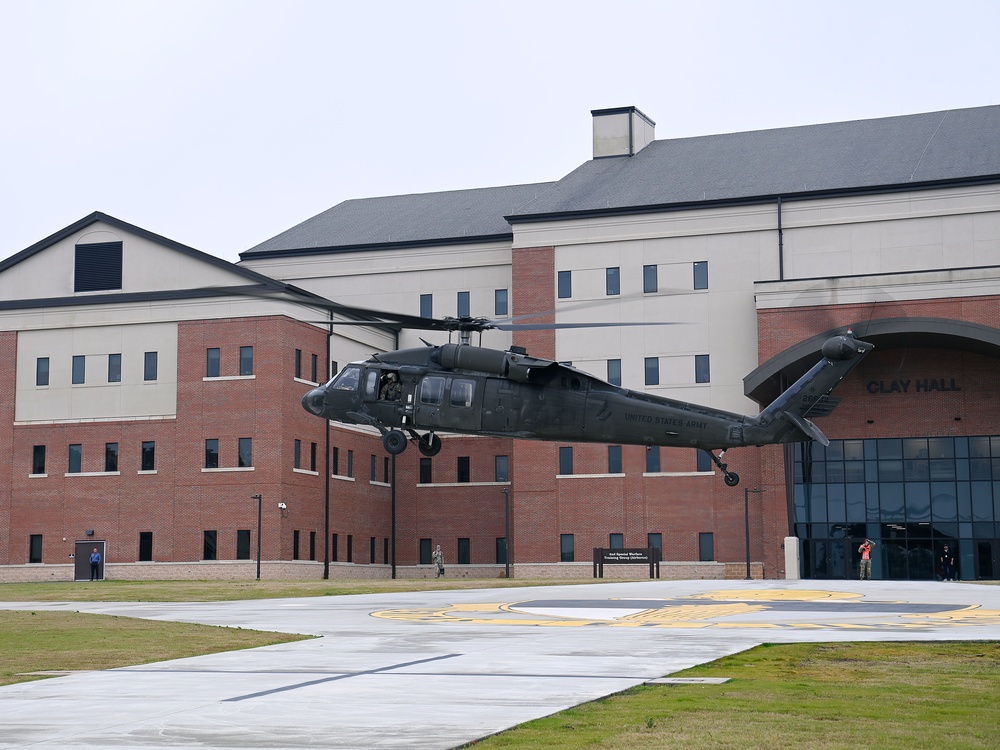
(724, 472), (740, 487)
(383, 429), (408, 455)
(417, 432), (442, 457)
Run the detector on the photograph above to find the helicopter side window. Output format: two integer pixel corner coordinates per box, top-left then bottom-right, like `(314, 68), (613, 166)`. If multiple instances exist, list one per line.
(331, 366), (361, 391)
(419, 376), (445, 405)
(364, 370), (379, 399)
(450, 379), (475, 408)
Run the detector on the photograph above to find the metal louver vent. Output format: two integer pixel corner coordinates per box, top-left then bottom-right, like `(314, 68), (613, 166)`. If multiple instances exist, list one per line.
(74, 241), (123, 292)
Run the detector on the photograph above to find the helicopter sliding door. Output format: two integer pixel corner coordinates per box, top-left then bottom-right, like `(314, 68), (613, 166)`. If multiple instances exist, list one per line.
(414, 375), (482, 432)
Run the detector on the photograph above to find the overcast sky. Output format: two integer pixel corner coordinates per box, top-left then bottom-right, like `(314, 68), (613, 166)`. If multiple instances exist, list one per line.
(2, 0), (998, 263)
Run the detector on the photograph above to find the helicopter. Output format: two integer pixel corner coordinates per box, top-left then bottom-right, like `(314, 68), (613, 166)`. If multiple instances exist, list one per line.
(301, 307), (874, 486)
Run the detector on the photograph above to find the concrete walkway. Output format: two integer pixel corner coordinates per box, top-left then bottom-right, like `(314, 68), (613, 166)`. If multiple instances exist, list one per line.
(2, 579), (998, 749)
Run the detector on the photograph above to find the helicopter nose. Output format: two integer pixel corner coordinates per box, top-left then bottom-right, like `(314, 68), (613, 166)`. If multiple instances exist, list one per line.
(302, 387), (327, 416)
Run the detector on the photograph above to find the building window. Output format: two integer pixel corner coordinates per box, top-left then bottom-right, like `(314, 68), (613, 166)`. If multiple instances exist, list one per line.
(693, 260), (709, 290)
(141, 441), (155, 471)
(203, 530), (218, 561)
(383, 456), (389, 483)
(311, 443), (318, 472)
(419, 538), (432, 565)
(144, 351), (158, 381)
(332, 447), (340, 475)
(646, 446), (660, 473)
(607, 359), (621, 386)
(331, 534), (339, 562)
(346, 449), (354, 478)
(648, 533), (662, 556)
(496, 537), (508, 565)
(370, 536), (377, 564)
(695, 354), (711, 383)
(370, 454), (377, 481)
(104, 443), (119, 472)
(457, 291), (470, 317)
(239, 346), (254, 376)
(606, 267), (620, 296)
(458, 538), (470, 565)
(384, 538), (389, 565)
(420, 293), (433, 318)
(608, 445), (623, 474)
(205, 439), (219, 469)
(557, 270), (572, 299)
(108, 353), (121, 383)
(68, 444), (82, 474)
(643, 264), (658, 293)
(32, 445), (46, 475)
(560, 533), (575, 562)
(644, 357), (659, 386)
(310, 531), (317, 561)
(419, 457), (432, 484)
(346, 534), (353, 563)
(699, 532), (715, 561)
(29, 534), (43, 564)
(238, 437), (253, 468)
(293, 530), (301, 560)
(295, 349), (302, 378)
(294, 439), (302, 469)
(495, 289), (509, 316)
(139, 531), (153, 562)
(457, 456), (470, 483)
(559, 446), (573, 475)
(206, 348), (220, 378)
(72, 355), (86, 384)
(74, 241), (122, 292)
(36, 357), (49, 386)
(311, 354), (318, 383)
(609, 533), (624, 549)
(236, 530), (251, 560)
(697, 450), (713, 472)
(495, 455), (509, 482)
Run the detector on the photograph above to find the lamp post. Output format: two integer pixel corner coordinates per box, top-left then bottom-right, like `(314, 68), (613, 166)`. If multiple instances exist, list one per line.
(251, 494), (262, 580)
(744, 487), (764, 580)
(501, 487), (511, 578)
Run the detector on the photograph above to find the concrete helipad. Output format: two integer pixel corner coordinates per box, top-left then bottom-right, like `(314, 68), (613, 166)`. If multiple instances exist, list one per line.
(2, 579), (998, 749)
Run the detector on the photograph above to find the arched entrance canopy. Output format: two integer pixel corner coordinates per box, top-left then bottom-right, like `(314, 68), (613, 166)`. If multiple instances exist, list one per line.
(745, 317), (1000, 406)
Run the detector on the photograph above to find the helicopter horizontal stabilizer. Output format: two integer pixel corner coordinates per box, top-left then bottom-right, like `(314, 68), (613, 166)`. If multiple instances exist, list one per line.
(781, 410), (830, 446)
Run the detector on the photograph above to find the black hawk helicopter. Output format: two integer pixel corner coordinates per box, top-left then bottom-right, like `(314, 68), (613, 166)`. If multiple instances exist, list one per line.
(301, 307), (874, 486)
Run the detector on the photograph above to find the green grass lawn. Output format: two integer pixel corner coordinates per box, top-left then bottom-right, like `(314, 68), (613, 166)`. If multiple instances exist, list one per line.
(469, 641), (1000, 750)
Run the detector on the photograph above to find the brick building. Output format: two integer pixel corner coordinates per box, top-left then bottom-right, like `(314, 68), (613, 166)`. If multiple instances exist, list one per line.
(3, 104), (999, 581)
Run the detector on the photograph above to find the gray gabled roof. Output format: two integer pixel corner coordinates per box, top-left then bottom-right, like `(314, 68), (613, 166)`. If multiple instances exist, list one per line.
(244, 182), (555, 257)
(242, 105), (1000, 257)
(508, 105), (1000, 220)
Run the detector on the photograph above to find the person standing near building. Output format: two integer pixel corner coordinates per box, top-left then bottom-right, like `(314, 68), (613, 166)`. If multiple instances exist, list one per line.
(89, 547), (102, 581)
(858, 539), (874, 580)
(940, 544), (957, 581)
(432, 544), (444, 578)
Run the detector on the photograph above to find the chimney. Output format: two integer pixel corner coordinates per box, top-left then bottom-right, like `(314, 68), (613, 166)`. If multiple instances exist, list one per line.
(592, 106), (655, 158)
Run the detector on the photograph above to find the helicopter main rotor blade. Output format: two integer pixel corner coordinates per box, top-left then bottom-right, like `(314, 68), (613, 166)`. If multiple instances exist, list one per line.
(493, 321), (681, 331)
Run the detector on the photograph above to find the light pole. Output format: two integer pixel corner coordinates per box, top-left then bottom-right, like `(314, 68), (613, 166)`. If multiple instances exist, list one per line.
(251, 494), (263, 580)
(501, 487), (511, 579)
(744, 487), (764, 580)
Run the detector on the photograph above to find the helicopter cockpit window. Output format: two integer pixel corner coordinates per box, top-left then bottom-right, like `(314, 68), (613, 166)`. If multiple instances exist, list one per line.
(450, 379), (474, 408)
(330, 366), (361, 391)
(419, 376), (445, 406)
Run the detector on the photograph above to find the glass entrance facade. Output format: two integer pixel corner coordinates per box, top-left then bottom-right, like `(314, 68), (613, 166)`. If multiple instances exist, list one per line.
(792, 436), (1000, 580)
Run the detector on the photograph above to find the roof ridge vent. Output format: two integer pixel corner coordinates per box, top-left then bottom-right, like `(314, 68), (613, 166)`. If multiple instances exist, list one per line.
(592, 106), (655, 158)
